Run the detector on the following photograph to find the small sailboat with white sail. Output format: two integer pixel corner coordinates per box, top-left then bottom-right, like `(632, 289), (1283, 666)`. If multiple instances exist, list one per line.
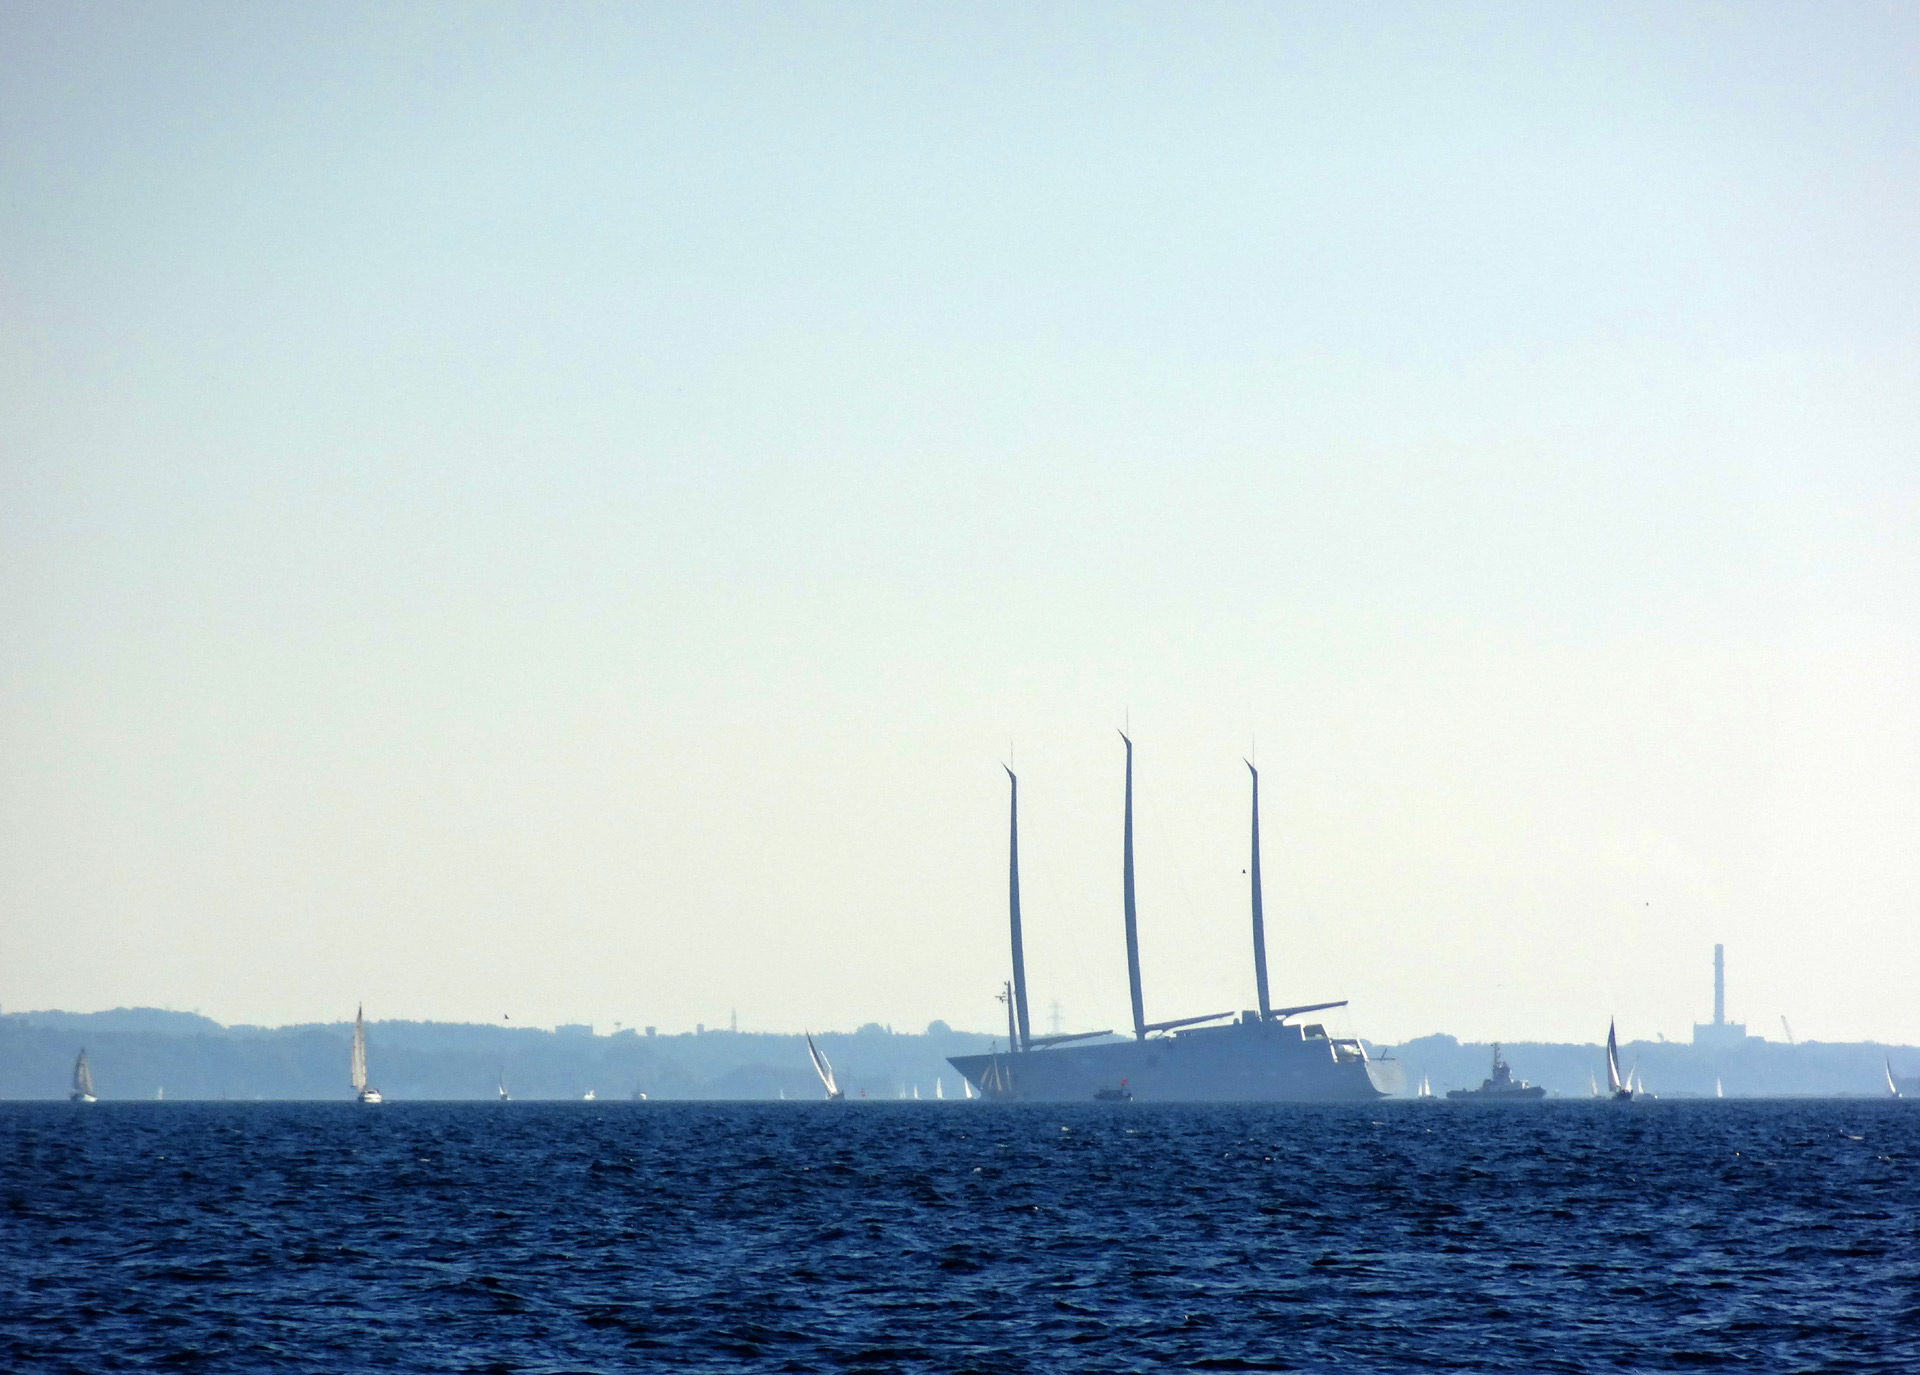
(936, 1077), (944, 1100)
(1716, 1076), (1724, 1100)
(1604, 1019), (1634, 1102)
(350, 1004), (382, 1103)
(582, 1088), (596, 1101)
(1886, 1059), (1901, 1099)
(805, 1032), (845, 1101)
(497, 1070), (511, 1103)
(70, 1049), (96, 1103)
(1415, 1075), (1433, 1100)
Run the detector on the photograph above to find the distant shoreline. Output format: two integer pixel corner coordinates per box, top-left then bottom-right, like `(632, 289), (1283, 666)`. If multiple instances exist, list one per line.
(5, 1008), (1917, 1102)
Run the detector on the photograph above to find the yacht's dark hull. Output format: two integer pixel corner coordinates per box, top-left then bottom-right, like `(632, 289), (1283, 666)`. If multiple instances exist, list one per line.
(949, 1020), (1387, 1103)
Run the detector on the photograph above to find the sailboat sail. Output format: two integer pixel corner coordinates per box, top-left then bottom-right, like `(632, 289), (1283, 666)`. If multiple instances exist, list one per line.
(1887, 1059), (1901, 1099)
(805, 1032), (841, 1099)
(1605, 1020), (1625, 1094)
(73, 1050), (94, 1097)
(350, 1006), (368, 1092)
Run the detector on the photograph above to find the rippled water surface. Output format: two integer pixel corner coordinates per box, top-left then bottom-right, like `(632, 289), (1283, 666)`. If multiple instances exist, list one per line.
(5, 1100), (1918, 1371)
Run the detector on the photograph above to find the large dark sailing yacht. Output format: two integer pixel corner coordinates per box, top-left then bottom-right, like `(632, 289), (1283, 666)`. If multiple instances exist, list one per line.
(948, 736), (1392, 1102)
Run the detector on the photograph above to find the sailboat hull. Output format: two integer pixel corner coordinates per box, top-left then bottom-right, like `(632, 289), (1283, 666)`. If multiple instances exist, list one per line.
(949, 1019), (1386, 1103)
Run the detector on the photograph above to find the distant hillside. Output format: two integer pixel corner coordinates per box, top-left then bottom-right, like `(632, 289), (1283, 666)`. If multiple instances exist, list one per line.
(5, 1007), (227, 1037)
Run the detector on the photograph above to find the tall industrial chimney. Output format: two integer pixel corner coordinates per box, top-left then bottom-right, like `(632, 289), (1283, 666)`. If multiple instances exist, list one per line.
(1713, 943), (1725, 1026)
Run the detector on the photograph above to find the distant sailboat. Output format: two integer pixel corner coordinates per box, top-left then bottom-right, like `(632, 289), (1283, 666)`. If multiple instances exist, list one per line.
(1887, 1059), (1901, 1100)
(497, 1070), (510, 1103)
(1589, 1072), (1599, 1098)
(935, 1077), (944, 1100)
(1415, 1075), (1432, 1099)
(156, 1086), (164, 1101)
(350, 1005), (382, 1103)
(70, 1049), (96, 1104)
(963, 1079), (974, 1100)
(582, 1088), (596, 1101)
(1716, 1076), (1724, 1100)
(1605, 1019), (1633, 1102)
(805, 1032), (845, 1101)
(912, 1085), (920, 1100)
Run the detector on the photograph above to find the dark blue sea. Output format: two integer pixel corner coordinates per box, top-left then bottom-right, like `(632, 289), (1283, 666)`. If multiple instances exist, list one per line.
(5, 1101), (1918, 1372)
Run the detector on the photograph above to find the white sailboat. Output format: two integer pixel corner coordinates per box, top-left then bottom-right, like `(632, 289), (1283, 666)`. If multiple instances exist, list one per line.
(1887, 1059), (1901, 1100)
(350, 1004), (382, 1103)
(1589, 1072), (1599, 1098)
(963, 1078), (974, 1100)
(936, 1077), (944, 1100)
(804, 1032), (845, 1101)
(497, 1070), (511, 1103)
(1716, 1076), (1724, 1099)
(912, 1085), (920, 1100)
(1415, 1075), (1432, 1099)
(70, 1049), (96, 1103)
(1605, 1019), (1632, 1102)
(582, 1088), (596, 1101)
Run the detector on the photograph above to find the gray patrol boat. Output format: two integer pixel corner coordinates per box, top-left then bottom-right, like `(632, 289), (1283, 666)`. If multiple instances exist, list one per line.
(1444, 1044), (1546, 1101)
(948, 736), (1392, 1103)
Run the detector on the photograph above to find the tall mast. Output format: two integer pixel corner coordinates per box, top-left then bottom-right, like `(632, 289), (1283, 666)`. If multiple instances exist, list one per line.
(1120, 732), (1146, 1041)
(1247, 761), (1272, 1021)
(1005, 767), (1032, 1052)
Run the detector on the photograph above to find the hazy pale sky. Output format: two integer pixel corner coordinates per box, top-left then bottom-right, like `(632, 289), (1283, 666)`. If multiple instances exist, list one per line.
(3, 3), (1916, 1044)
